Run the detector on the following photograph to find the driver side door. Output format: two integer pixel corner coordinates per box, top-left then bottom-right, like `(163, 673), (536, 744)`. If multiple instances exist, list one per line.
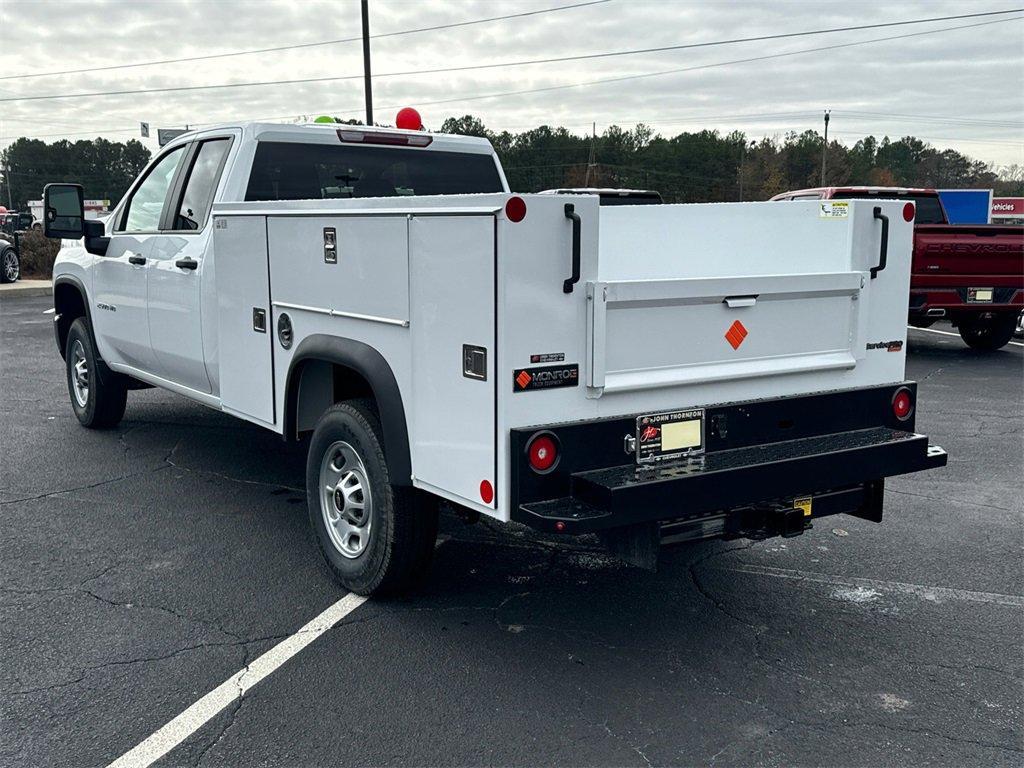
(92, 145), (187, 373)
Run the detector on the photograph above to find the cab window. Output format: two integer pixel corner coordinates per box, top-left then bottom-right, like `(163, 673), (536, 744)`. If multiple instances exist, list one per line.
(119, 146), (186, 232)
(173, 139), (231, 231)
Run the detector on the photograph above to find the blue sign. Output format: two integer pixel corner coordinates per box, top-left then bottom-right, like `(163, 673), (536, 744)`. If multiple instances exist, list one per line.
(938, 190), (992, 224)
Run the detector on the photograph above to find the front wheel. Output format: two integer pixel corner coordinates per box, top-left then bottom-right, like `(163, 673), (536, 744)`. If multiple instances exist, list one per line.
(65, 318), (127, 428)
(958, 315), (1016, 351)
(0, 246), (18, 283)
(306, 401), (438, 595)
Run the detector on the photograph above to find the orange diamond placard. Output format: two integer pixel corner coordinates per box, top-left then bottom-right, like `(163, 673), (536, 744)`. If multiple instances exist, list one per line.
(725, 320), (748, 350)
(515, 370), (533, 389)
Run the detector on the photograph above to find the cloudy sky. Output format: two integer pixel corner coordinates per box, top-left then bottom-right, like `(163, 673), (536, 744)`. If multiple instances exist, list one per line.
(1, 0), (1022, 168)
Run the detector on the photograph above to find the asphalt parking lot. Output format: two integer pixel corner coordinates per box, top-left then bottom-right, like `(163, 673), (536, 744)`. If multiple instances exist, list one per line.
(2, 292), (1022, 767)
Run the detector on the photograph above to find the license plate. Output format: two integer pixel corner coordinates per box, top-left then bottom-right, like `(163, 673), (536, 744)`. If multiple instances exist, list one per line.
(968, 287), (993, 303)
(636, 409), (705, 464)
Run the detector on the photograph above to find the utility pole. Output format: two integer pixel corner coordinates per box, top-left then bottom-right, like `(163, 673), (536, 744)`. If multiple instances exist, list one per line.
(739, 141), (748, 201)
(2, 160), (12, 210)
(584, 122), (596, 186)
(820, 109), (831, 186)
(361, 0), (373, 126)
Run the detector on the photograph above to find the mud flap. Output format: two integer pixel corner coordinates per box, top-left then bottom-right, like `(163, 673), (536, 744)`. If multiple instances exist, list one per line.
(599, 521), (660, 571)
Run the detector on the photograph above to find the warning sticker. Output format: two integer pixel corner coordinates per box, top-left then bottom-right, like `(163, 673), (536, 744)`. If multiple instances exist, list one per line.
(819, 201), (849, 219)
(793, 497), (813, 517)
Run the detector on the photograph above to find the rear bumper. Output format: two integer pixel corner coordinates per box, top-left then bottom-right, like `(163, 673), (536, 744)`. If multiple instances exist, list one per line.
(909, 285), (1023, 313)
(516, 427), (946, 534)
(510, 384), (947, 536)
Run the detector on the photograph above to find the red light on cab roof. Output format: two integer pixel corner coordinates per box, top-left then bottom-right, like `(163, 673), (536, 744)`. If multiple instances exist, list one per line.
(903, 202), (915, 222)
(505, 196), (527, 222)
(396, 107), (423, 131)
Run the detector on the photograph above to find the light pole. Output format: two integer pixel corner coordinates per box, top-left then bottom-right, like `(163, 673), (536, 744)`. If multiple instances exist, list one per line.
(361, 0), (373, 126)
(820, 109), (831, 186)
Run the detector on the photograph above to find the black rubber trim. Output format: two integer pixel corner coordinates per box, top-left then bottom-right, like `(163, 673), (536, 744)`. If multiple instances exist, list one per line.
(52, 275), (94, 360)
(284, 334), (412, 486)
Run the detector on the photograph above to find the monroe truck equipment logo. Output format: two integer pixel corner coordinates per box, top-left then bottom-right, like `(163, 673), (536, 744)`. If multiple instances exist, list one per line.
(513, 364), (579, 391)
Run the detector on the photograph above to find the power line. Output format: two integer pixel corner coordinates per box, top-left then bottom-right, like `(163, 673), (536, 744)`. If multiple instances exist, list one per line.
(0, 0), (612, 82)
(316, 16), (1024, 120)
(2, 10), (1021, 104)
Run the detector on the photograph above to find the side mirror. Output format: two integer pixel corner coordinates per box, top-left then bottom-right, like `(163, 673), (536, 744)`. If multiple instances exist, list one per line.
(43, 183), (85, 240)
(83, 219), (109, 257)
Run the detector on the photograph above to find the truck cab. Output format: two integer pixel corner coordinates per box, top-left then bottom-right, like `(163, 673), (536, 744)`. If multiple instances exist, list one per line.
(44, 119), (946, 595)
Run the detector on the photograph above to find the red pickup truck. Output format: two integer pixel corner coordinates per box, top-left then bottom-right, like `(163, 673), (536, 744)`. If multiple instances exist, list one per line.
(771, 187), (1024, 351)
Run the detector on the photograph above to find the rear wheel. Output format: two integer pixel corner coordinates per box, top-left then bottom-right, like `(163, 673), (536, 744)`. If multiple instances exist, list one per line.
(958, 314), (1016, 351)
(65, 318), (127, 428)
(306, 401), (438, 595)
(0, 246), (18, 283)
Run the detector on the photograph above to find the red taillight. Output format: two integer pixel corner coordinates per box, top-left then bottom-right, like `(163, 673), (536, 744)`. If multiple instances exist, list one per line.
(892, 388), (914, 421)
(479, 480), (494, 504)
(505, 196), (527, 223)
(527, 433), (559, 473)
(903, 202), (915, 222)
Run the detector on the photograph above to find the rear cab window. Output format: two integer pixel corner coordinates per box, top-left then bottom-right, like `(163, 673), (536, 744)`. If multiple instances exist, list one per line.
(172, 138), (232, 231)
(245, 142), (505, 201)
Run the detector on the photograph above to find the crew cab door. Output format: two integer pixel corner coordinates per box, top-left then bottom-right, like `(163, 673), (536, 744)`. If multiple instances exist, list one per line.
(147, 137), (233, 393)
(93, 145), (187, 372)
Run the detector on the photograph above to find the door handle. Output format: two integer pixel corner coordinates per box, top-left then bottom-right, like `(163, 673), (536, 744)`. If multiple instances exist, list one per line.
(128, 254), (147, 265)
(175, 257), (199, 271)
(870, 206), (889, 279)
(562, 203), (581, 294)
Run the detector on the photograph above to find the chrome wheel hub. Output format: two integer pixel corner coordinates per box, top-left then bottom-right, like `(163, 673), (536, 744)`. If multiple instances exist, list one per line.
(2, 251), (17, 282)
(71, 340), (89, 408)
(319, 441), (372, 558)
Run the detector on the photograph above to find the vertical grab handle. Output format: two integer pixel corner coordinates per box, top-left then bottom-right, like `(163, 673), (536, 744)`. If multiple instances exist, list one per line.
(563, 203), (582, 294)
(870, 206), (889, 279)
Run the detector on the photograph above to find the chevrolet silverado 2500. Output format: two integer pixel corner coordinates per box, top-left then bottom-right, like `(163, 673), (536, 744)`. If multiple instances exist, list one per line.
(44, 120), (946, 595)
(772, 187), (1024, 351)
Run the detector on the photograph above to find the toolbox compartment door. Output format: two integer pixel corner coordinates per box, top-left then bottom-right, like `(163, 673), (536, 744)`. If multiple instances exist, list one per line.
(587, 271), (865, 393)
(409, 215), (497, 508)
(213, 215), (276, 426)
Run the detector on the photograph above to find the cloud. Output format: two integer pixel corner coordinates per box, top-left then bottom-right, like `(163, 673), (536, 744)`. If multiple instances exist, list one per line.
(1, 0), (1021, 167)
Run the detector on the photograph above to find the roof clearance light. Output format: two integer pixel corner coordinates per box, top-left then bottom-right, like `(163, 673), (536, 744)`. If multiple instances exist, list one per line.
(336, 128), (432, 148)
(396, 107), (423, 131)
(903, 202), (915, 222)
(505, 196), (527, 222)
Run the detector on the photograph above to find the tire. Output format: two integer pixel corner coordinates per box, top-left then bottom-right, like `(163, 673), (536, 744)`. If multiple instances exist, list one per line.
(65, 318), (128, 428)
(958, 315), (1016, 352)
(306, 400), (438, 595)
(0, 246), (18, 283)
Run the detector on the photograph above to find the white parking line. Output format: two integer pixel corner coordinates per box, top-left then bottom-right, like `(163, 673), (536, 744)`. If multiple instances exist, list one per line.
(724, 564), (1024, 607)
(107, 592), (367, 768)
(908, 324), (1024, 347)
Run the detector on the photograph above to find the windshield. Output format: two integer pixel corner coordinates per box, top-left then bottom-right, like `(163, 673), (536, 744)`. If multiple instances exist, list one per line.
(246, 142), (505, 201)
(829, 190), (946, 224)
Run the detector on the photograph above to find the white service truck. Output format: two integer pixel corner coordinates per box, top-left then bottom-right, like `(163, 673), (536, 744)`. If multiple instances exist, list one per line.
(44, 119), (947, 595)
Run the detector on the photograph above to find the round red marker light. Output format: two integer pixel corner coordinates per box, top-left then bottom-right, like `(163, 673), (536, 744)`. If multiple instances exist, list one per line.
(396, 107), (423, 131)
(527, 434), (559, 473)
(479, 479), (494, 504)
(892, 388), (914, 421)
(505, 196), (527, 223)
(903, 202), (915, 222)
(555, 521), (567, 533)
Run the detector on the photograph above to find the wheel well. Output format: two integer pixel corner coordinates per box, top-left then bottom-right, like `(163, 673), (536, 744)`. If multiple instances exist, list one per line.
(54, 281), (87, 359)
(284, 338), (412, 486)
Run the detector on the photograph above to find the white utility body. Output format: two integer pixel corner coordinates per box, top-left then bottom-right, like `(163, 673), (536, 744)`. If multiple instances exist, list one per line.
(47, 120), (946, 594)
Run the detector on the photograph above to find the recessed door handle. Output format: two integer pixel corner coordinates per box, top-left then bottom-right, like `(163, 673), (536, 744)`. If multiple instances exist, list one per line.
(175, 257), (198, 271)
(128, 254), (147, 265)
(724, 295), (757, 308)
